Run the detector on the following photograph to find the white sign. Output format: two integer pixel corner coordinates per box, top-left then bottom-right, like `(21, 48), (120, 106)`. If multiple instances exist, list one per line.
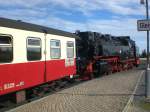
(137, 20), (150, 31)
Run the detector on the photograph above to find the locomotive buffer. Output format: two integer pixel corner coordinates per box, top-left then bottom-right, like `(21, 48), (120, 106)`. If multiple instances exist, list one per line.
(138, 0), (150, 99)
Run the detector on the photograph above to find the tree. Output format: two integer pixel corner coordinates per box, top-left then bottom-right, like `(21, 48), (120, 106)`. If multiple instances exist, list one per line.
(141, 49), (147, 58)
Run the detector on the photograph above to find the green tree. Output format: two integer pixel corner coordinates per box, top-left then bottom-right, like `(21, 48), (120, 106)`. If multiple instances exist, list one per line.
(141, 49), (147, 58)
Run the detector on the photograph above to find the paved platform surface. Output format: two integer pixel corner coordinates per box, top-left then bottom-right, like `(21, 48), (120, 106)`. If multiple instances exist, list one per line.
(8, 69), (143, 112)
(128, 71), (150, 112)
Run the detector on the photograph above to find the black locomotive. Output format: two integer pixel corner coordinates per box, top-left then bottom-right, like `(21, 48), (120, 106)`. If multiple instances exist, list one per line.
(75, 31), (139, 77)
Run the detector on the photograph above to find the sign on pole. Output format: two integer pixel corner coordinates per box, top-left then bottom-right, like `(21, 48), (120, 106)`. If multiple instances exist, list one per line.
(137, 20), (150, 31)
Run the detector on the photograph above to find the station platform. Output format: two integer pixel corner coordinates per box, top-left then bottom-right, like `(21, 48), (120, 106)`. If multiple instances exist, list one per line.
(8, 69), (143, 112)
(128, 70), (150, 112)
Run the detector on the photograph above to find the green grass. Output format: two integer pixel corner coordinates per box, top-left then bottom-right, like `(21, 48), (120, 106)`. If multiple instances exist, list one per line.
(139, 101), (150, 111)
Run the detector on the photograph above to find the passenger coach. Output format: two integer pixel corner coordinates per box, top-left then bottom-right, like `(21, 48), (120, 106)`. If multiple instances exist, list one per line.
(0, 18), (76, 102)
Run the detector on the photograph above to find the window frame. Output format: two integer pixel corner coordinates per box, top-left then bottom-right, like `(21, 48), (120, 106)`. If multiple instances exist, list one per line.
(66, 41), (74, 58)
(26, 37), (42, 61)
(0, 34), (13, 63)
(50, 39), (61, 59)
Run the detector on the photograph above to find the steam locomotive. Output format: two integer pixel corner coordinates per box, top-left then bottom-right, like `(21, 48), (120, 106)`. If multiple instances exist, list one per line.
(76, 31), (139, 78)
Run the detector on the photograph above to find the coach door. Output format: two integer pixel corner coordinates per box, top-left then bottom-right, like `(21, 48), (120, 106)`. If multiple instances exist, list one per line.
(66, 41), (75, 67)
(45, 36), (62, 82)
(26, 37), (45, 84)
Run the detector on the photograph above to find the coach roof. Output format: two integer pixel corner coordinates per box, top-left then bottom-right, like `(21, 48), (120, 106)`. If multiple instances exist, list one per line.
(0, 17), (76, 38)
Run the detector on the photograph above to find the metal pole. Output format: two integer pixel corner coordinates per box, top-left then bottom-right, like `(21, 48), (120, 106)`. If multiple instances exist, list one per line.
(145, 0), (150, 98)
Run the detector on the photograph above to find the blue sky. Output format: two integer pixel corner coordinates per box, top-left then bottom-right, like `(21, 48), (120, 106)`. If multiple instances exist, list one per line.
(0, 0), (148, 53)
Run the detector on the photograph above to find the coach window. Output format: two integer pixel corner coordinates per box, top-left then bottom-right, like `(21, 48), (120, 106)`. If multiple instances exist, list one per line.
(67, 41), (74, 58)
(50, 40), (61, 59)
(27, 37), (41, 61)
(0, 35), (13, 63)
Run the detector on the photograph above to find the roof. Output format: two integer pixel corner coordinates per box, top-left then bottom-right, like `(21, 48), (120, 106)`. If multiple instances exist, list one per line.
(0, 17), (76, 38)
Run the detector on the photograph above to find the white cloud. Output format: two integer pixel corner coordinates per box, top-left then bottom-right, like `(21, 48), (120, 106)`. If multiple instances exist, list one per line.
(0, 0), (145, 16)
(45, 0), (145, 16)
